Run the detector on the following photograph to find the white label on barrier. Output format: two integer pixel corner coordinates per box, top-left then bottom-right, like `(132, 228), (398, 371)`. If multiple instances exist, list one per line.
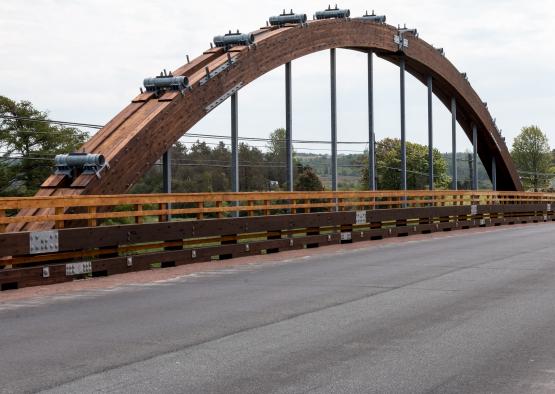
(547, 204), (551, 212)
(356, 211), (367, 224)
(470, 205), (478, 216)
(65, 261), (92, 276)
(480, 219), (486, 226)
(340, 232), (352, 241)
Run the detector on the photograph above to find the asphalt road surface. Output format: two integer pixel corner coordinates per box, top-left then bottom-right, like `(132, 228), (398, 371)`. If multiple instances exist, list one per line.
(2, 223), (555, 393)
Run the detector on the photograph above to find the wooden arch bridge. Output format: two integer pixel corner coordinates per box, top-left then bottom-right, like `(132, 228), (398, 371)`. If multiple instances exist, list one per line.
(2, 9), (543, 291)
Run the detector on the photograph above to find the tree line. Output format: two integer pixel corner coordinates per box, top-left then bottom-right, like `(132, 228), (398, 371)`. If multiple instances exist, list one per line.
(0, 96), (553, 196)
(133, 128), (324, 194)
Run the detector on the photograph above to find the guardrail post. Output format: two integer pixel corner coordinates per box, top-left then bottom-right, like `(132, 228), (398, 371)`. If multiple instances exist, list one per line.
(197, 202), (204, 220)
(266, 229), (282, 254)
(87, 206), (97, 227)
(216, 201), (223, 218)
(159, 203), (168, 223)
(0, 209), (6, 233)
(55, 207), (64, 229)
(248, 200), (254, 217)
(135, 204), (144, 224)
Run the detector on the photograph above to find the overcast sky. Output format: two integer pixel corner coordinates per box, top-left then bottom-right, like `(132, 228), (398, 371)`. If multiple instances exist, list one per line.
(1, 0), (553, 155)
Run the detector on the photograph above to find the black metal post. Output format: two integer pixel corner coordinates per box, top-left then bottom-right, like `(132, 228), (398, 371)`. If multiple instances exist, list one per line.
(427, 76), (434, 190)
(162, 149), (172, 220)
(162, 150), (171, 194)
(231, 92), (239, 216)
(368, 52), (376, 191)
(451, 97), (457, 190)
(400, 56), (407, 191)
(231, 93), (239, 216)
(285, 62), (293, 191)
(472, 124), (478, 190)
(330, 48), (337, 191)
(231, 93), (239, 193)
(492, 156), (497, 191)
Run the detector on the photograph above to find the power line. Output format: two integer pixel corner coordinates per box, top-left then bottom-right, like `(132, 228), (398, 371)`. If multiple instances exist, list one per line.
(0, 154), (440, 176)
(0, 128), (90, 137)
(2, 114), (467, 158)
(518, 170), (555, 177)
(0, 114), (102, 129)
(0, 156), (55, 161)
(1, 114), (373, 145)
(179, 140), (366, 153)
(183, 133), (369, 145)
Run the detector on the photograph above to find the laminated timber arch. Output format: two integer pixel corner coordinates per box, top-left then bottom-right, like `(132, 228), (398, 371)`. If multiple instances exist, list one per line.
(19, 17), (522, 231)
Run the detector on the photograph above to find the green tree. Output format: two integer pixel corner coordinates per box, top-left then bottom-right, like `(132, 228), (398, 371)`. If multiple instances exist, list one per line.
(360, 138), (450, 190)
(266, 128), (287, 158)
(239, 143), (267, 191)
(511, 126), (552, 191)
(265, 128), (287, 187)
(295, 165), (324, 191)
(0, 96), (88, 196)
(265, 128), (303, 189)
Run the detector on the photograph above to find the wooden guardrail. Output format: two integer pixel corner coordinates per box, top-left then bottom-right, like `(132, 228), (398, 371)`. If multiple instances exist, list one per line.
(1, 194), (554, 290)
(2, 190), (555, 232)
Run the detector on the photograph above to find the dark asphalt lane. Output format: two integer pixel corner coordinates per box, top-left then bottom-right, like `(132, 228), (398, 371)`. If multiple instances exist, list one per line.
(2, 223), (555, 393)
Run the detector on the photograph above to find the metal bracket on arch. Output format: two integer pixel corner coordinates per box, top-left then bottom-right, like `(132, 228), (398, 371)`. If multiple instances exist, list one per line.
(394, 34), (408, 50)
(204, 83), (244, 113)
(395, 27), (417, 51)
(199, 57), (238, 86)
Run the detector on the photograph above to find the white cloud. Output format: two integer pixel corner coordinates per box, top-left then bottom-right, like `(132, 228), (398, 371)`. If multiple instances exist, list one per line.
(0, 0), (553, 152)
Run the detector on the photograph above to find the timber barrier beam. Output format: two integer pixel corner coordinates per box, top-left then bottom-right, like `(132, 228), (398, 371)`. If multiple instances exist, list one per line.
(1, 191), (554, 290)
